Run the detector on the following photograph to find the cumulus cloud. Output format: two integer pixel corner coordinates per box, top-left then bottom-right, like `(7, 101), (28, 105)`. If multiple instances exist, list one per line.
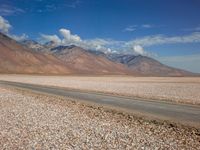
(132, 45), (148, 56)
(83, 38), (112, 51)
(0, 16), (28, 41)
(10, 33), (28, 41)
(0, 16), (11, 33)
(86, 32), (200, 56)
(40, 28), (200, 56)
(40, 34), (61, 44)
(59, 28), (82, 44)
(40, 29), (114, 53)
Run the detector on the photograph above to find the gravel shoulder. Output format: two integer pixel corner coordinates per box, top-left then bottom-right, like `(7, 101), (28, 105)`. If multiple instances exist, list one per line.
(0, 86), (199, 149)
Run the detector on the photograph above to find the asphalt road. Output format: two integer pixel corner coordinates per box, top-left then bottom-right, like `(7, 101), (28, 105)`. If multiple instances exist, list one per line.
(0, 80), (200, 127)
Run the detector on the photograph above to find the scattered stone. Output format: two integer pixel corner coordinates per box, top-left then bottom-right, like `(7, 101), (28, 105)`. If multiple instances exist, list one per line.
(0, 86), (199, 149)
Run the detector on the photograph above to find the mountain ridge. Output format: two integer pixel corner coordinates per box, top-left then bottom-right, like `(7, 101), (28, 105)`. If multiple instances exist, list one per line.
(51, 45), (132, 75)
(2, 35), (197, 76)
(0, 33), (132, 75)
(107, 54), (196, 76)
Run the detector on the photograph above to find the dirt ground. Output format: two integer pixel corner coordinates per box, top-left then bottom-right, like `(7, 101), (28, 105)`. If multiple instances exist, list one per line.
(0, 75), (200, 105)
(0, 86), (199, 149)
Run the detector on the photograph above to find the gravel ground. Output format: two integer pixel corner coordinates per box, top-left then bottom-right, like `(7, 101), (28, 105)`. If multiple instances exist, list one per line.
(0, 86), (199, 149)
(0, 75), (200, 105)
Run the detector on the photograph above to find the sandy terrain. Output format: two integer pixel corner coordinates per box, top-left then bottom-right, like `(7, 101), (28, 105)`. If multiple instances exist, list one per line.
(0, 86), (199, 149)
(0, 75), (200, 105)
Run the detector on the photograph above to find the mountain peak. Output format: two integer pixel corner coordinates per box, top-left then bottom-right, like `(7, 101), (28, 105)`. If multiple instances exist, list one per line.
(51, 45), (77, 51)
(44, 41), (58, 48)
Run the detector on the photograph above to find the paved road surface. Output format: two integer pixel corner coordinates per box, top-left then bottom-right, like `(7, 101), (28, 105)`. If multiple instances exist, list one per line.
(0, 80), (200, 127)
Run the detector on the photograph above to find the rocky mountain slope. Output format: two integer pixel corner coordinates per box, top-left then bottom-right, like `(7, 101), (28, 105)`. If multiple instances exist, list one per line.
(20, 38), (198, 76)
(107, 54), (196, 76)
(51, 45), (132, 75)
(21, 40), (48, 52)
(0, 33), (74, 74)
(0, 33), (131, 75)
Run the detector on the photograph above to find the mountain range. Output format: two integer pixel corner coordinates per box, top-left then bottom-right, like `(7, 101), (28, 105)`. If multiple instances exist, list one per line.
(0, 32), (198, 76)
(0, 33), (130, 75)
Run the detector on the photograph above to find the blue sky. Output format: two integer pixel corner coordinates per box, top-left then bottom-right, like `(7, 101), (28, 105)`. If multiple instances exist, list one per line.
(0, 0), (200, 72)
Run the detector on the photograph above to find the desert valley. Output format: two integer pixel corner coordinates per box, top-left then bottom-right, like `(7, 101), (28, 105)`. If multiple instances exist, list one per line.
(0, 31), (200, 149)
(0, 0), (200, 149)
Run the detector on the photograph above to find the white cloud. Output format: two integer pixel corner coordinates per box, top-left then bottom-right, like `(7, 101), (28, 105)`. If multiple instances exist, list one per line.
(40, 28), (200, 57)
(65, 0), (81, 8)
(84, 39), (110, 48)
(86, 32), (200, 56)
(123, 25), (137, 32)
(45, 4), (57, 11)
(142, 24), (153, 28)
(40, 29), (114, 53)
(183, 25), (200, 32)
(0, 16), (11, 33)
(195, 26), (200, 31)
(123, 24), (154, 32)
(126, 32), (200, 47)
(132, 45), (148, 56)
(0, 4), (25, 16)
(40, 34), (61, 44)
(0, 16), (28, 41)
(59, 28), (82, 44)
(9, 33), (28, 41)
(82, 38), (113, 53)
